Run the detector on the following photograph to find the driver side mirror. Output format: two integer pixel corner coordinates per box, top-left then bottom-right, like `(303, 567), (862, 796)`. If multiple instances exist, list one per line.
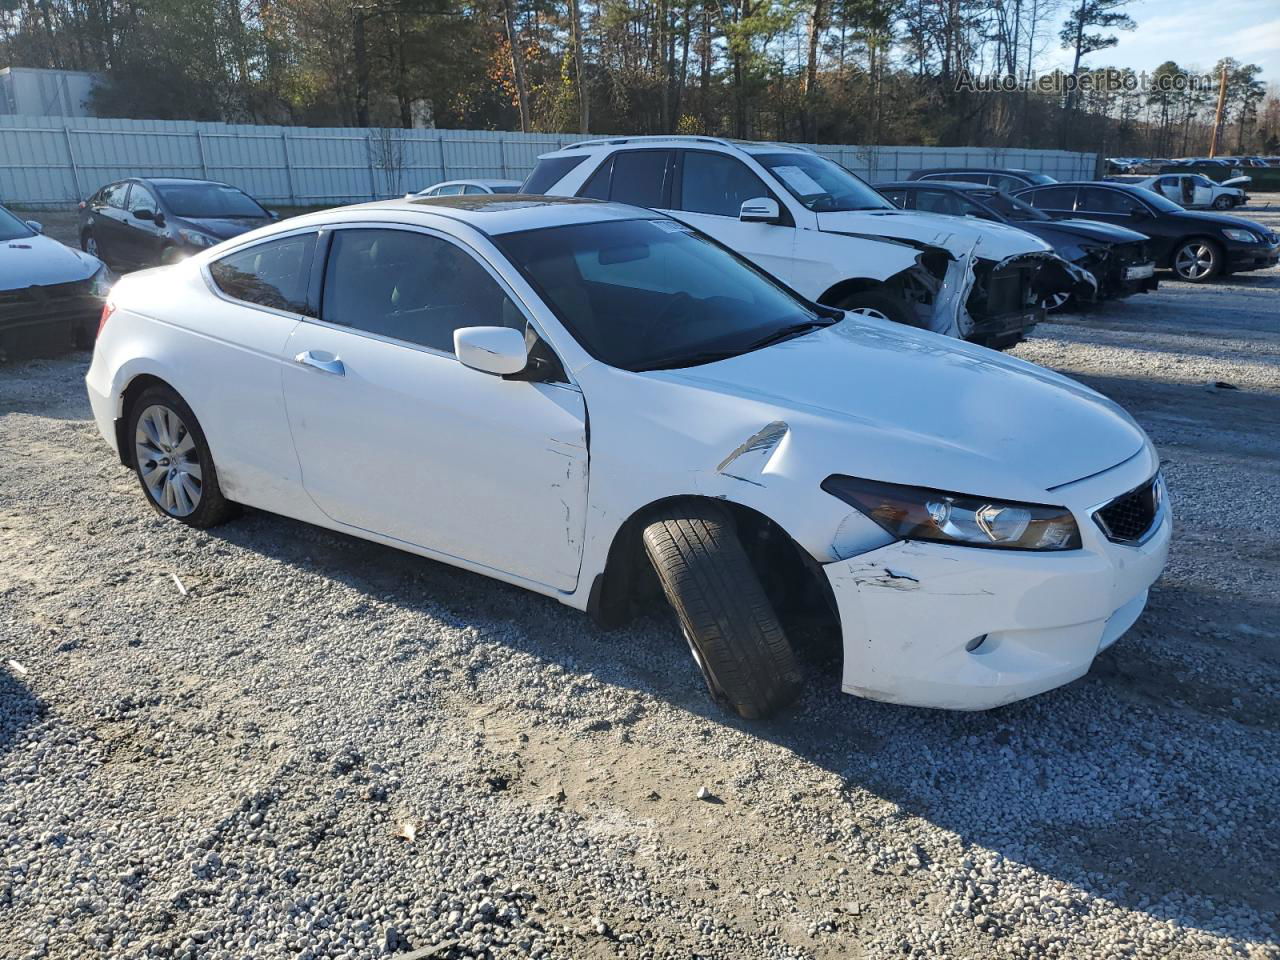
(1129, 206), (1151, 219)
(454, 326), (528, 376)
(24, 220), (43, 234)
(268, 209), (281, 220)
(740, 197), (781, 224)
(132, 208), (155, 222)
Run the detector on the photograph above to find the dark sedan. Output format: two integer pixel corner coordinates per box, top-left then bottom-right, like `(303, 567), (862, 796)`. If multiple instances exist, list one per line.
(1, 204), (111, 359)
(1013, 182), (1280, 283)
(877, 180), (1158, 310)
(78, 178), (277, 271)
(904, 167), (1057, 191)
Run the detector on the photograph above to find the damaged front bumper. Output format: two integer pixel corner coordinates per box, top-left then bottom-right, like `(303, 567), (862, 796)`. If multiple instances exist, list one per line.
(823, 488), (1170, 711)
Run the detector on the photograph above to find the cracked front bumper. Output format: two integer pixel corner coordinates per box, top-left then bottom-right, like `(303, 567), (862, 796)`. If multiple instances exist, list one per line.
(824, 498), (1170, 711)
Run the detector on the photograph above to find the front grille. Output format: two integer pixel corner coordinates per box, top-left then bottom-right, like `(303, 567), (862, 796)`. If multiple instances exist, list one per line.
(0, 278), (99, 333)
(1094, 476), (1160, 544)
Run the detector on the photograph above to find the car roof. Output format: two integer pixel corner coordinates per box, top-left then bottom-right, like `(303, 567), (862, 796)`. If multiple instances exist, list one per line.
(913, 167), (1037, 175)
(543, 135), (812, 158)
(430, 179), (522, 187)
(288, 195), (657, 236)
(135, 177), (238, 188)
(877, 180), (991, 192)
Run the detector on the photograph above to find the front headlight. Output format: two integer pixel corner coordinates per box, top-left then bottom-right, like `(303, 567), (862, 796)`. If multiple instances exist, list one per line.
(822, 475), (1081, 551)
(1222, 229), (1257, 243)
(178, 228), (218, 249)
(88, 263), (114, 298)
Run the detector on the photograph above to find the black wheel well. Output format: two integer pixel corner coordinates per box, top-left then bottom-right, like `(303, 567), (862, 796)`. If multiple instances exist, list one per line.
(115, 374), (173, 466)
(817, 277), (886, 307)
(587, 495), (839, 640)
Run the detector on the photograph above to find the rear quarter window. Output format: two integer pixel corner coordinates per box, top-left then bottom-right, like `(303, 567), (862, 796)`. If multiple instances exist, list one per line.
(209, 233), (317, 315)
(521, 155), (589, 194)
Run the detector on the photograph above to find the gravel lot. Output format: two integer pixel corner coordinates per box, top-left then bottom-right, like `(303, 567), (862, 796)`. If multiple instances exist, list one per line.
(2, 205), (1278, 960)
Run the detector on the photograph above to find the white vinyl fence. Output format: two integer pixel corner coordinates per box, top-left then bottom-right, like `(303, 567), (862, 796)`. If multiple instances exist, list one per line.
(0, 115), (1099, 209)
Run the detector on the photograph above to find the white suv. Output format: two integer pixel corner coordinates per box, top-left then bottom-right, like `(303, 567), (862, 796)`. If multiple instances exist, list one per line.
(525, 137), (1090, 348)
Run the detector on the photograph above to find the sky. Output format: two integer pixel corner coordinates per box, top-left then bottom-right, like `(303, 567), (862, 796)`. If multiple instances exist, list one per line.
(1040, 0), (1280, 85)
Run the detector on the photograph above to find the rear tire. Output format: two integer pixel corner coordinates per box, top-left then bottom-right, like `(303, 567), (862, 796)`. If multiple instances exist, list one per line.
(832, 290), (922, 328)
(641, 502), (801, 719)
(127, 384), (235, 529)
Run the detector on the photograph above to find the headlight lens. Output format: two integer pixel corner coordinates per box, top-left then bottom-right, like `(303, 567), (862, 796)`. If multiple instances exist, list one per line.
(88, 263), (114, 297)
(1222, 229), (1257, 243)
(822, 475), (1081, 551)
(178, 229), (218, 249)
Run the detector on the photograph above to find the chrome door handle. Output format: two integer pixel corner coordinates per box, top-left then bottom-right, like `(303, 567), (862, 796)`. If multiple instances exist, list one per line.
(294, 350), (345, 376)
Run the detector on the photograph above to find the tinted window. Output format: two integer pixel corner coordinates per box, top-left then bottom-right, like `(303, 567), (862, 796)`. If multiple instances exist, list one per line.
(154, 183), (266, 218)
(521, 154), (588, 194)
(490, 185), (520, 194)
(321, 229), (523, 352)
(913, 189), (971, 216)
(578, 158), (612, 200)
(0, 205), (35, 242)
(462, 185), (487, 195)
(126, 184), (158, 214)
(101, 182), (129, 208)
(608, 151), (671, 208)
(925, 172), (989, 185)
(1022, 186), (1077, 210)
(878, 188), (909, 208)
(1078, 187), (1141, 214)
(209, 233), (316, 314)
(678, 152), (771, 217)
(496, 218), (834, 372)
(436, 184), (464, 196)
(988, 174), (1026, 192)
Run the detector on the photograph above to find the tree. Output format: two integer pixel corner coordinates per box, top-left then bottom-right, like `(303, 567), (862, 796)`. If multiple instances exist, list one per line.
(1057, 0), (1133, 143)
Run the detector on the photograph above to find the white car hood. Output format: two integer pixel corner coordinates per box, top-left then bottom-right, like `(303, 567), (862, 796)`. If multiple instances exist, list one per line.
(816, 209), (1054, 262)
(654, 317), (1146, 497)
(1, 233), (101, 291)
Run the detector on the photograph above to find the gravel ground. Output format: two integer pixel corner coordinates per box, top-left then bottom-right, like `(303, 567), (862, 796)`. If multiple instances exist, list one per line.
(2, 207), (1278, 960)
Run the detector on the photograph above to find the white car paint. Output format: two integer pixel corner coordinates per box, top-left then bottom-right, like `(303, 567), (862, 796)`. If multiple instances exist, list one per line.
(408, 179), (523, 198)
(86, 197), (1170, 711)
(1126, 173), (1247, 209)
(529, 136), (1066, 340)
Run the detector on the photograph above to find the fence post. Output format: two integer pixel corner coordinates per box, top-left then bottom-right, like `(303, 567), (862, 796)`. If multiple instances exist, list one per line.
(438, 132), (448, 182)
(280, 132), (296, 206)
(366, 132), (379, 200)
(63, 126), (83, 199)
(498, 137), (507, 179)
(195, 130), (209, 178)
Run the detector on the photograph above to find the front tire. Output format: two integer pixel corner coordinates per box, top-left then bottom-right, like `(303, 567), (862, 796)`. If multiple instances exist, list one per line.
(81, 230), (98, 257)
(641, 502), (801, 719)
(127, 385), (234, 528)
(832, 290), (922, 328)
(1171, 239), (1222, 282)
(1212, 195), (1232, 210)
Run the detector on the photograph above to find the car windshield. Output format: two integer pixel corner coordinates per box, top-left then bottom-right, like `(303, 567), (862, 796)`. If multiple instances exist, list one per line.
(1131, 187), (1182, 213)
(974, 190), (1050, 221)
(154, 183), (267, 219)
(0, 205), (36, 242)
(753, 153), (894, 212)
(1027, 173), (1057, 185)
(496, 218), (837, 372)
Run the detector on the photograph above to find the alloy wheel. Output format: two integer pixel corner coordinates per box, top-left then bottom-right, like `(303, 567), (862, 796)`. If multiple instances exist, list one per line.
(134, 404), (202, 517)
(1174, 243), (1215, 281)
(847, 307), (891, 322)
(1042, 291), (1071, 312)
(84, 233), (98, 256)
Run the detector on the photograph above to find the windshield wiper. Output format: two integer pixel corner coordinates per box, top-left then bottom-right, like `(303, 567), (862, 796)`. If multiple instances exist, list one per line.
(634, 348), (745, 372)
(742, 317), (837, 350)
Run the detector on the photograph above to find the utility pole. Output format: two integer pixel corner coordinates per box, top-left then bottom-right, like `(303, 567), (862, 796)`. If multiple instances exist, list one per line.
(1208, 63), (1228, 157)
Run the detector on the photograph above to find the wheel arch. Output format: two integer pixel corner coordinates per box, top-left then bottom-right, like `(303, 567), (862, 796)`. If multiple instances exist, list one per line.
(816, 276), (889, 307)
(1171, 233), (1224, 276)
(586, 493), (837, 633)
(114, 372), (177, 467)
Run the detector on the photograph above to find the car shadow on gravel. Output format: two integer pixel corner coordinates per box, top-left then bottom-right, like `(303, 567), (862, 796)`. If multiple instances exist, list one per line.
(200, 505), (1279, 949)
(0, 666), (44, 760)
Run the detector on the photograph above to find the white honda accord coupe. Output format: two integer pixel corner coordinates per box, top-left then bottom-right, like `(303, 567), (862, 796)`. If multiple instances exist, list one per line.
(87, 195), (1171, 718)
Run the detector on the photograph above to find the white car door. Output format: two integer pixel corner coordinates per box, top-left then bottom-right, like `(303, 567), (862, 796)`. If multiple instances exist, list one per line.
(660, 150), (799, 284)
(1192, 177), (1215, 206)
(280, 225), (588, 592)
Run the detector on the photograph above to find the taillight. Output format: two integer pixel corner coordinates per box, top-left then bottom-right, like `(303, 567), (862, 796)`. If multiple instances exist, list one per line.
(97, 301), (116, 339)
